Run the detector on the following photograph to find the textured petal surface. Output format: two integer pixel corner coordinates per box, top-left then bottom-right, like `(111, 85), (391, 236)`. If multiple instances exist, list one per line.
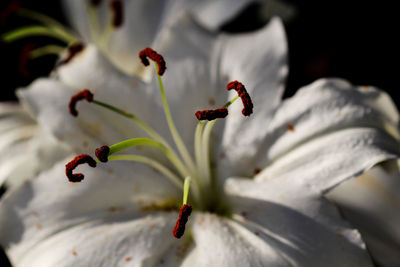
(17, 45), (170, 154)
(0, 159), (181, 266)
(219, 79), (400, 183)
(182, 213), (288, 267)
(152, 14), (287, 155)
(327, 160), (400, 267)
(224, 177), (374, 266)
(0, 103), (70, 188)
(217, 17), (288, 178)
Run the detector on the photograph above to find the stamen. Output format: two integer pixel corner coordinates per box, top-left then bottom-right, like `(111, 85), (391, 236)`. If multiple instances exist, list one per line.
(90, 0), (103, 7)
(110, 0), (123, 28)
(227, 81), (253, 116)
(95, 145), (110, 162)
(140, 47), (197, 176)
(65, 154), (97, 182)
(195, 107), (228, 121)
(138, 47), (166, 76)
(172, 204), (192, 239)
(69, 89), (94, 117)
(58, 42), (85, 67)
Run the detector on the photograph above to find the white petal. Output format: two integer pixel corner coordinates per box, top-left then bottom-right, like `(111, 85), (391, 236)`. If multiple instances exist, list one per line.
(217, 17), (288, 178)
(61, 0), (91, 41)
(255, 79), (400, 192)
(152, 14), (287, 154)
(0, 103), (70, 188)
(57, 44), (169, 139)
(18, 45), (171, 153)
(188, 0), (261, 31)
(182, 213), (288, 267)
(0, 159), (180, 266)
(224, 177), (374, 266)
(151, 13), (224, 152)
(17, 78), (121, 153)
(258, 127), (398, 193)
(16, 213), (178, 267)
(327, 160), (400, 267)
(220, 79), (399, 184)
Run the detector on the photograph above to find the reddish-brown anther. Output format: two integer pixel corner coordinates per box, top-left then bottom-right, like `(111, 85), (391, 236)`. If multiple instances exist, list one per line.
(0, 1), (21, 26)
(65, 154), (97, 182)
(95, 145), (110, 162)
(138, 47), (167, 76)
(227, 81), (254, 116)
(172, 204), (192, 239)
(110, 0), (123, 28)
(18, 43), (35, 77)
(58, 42), (85, 67)
(69, 89), (94, 117)
(90, 0), (102, 7)
(195, 107), (228, 121)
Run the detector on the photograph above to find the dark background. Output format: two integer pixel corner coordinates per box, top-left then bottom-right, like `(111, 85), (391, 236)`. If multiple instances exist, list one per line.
(0, 0), (398, 266)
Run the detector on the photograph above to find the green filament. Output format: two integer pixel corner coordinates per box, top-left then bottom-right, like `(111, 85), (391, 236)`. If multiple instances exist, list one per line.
(108, 138), (190, 179)
(183, 176), (191, 205)
(29, 45), (65, 59)
(155, 65), (197, 174)
(1, 26), (77, 44)
(106, 154), (182, 189)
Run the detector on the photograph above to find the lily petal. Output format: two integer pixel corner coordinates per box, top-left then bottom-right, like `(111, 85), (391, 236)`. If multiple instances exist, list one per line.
(218, 17), (288, 174)
(0, 103), (70, 188)
(188, 0), (261, 31)
(152, 14), (287, 152)
(219, 79), (399, 183)
(17, 45), (172, 153)
(182, 213), (289, 267)
(327, 160), (400, 267)
(224, 177), (374, 266)
(0, 159), (180, 266)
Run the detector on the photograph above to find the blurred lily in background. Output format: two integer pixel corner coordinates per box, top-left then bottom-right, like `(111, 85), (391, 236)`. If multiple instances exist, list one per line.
(0, 1), (399, 266)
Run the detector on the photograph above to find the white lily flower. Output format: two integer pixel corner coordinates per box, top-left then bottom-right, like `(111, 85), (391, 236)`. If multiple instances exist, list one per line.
(62, 0), (266, 76)
(1, 12), (400, 267)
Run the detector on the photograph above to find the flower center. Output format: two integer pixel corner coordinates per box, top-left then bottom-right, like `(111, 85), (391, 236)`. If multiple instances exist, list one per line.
(65, 47), (253, 238)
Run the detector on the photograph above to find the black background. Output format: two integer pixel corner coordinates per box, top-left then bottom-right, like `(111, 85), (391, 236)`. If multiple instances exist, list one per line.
(0, 0), (398, 265)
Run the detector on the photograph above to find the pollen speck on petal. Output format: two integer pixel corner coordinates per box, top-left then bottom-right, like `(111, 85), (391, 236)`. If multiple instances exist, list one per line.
(287, 124), (295, 132)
